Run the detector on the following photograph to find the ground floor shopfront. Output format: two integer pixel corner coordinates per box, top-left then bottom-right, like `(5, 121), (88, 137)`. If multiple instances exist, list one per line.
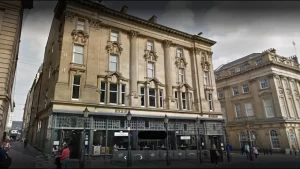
(226, 121), (300, 153)
(31, 109), (226, 159)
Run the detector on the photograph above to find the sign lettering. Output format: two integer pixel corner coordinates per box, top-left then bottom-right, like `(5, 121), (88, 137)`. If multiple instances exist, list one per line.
(209, 115), (218, 118)
(115, 109), (128, 113)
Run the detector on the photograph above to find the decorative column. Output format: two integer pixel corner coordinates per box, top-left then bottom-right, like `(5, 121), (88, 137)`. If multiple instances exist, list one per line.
(129, 30), (139, 107)
(163, 40), (174, 109)
(190, 48), (201, 112)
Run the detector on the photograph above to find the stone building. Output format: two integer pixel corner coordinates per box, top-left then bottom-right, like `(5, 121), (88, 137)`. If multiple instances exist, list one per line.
(0, 0), (33, 143)
(27, 0), (223, 158)
(215, 48), (300, 152)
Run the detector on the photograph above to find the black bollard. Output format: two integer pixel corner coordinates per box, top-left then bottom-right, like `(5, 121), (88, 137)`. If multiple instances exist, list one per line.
(269, 148), (272, 155)
(263, 148), (266, 155)
(290, 149), (292, 155)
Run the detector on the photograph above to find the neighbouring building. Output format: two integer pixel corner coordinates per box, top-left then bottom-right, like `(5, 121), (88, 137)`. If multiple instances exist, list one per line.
(0, 1), (33, 143)
(27, 0), (224, 158)
(215, 48), (300, 152)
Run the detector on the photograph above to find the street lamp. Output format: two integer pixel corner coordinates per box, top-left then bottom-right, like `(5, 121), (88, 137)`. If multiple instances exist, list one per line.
(80, 107), (89, 169)
(126, 111), (132, 167)
(164, 114), (171, 166)
(222, 119), (231, 162)
(246, 121), (253, 161)
(196, 116), (202, 164)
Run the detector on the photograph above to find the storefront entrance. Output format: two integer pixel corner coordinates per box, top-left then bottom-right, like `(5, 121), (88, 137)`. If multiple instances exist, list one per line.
(62, 130), (82, 159)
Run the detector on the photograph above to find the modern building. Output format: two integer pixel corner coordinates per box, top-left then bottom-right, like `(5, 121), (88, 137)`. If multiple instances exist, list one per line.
(27, 0), (224, 158)
(215, 48), (300, 152)
(0, 0), (33, 143)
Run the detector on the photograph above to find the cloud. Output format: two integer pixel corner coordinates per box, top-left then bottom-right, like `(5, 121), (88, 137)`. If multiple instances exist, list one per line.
(13, 1), (56, 121)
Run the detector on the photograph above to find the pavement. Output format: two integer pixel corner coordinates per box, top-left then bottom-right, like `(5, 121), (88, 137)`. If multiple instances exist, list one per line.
(6, 142), (300, 168)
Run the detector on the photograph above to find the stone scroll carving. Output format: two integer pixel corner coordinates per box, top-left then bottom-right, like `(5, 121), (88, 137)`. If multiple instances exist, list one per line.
(71, 30), (89, 43)
(64, 11), (75, 22)
(106, 41), (123, 55)
(89, 19), (101, 29)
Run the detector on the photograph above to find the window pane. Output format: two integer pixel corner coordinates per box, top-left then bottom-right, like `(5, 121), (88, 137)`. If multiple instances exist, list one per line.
(149, 88), (155, 96)
(73, 53), (83, 64)
(110, 32), (118, 41)
(101, 82), (106, 90)
(76, 24), (84, 31)
(141, 87), (144, 94)
(148, 69), (153, 77)
(141, 87), (145, 106)
(147, 41), (153, 50)
(110, 84), (118, 91)
(74, 45), (84, 53)
(160, 90), (163, 108)
(74, 76), (81, 85)
(182, 100), (186, 109)
(121, 84), (126, 104)
(110, 55), (118, 62)
(110, 92), (117, 104)
(100, 91), (105, 103)
(122, 85), (125, 92)
(149, 88), (156, 107)
(109, 62), (117, 72)
(72, 86), (80, 99)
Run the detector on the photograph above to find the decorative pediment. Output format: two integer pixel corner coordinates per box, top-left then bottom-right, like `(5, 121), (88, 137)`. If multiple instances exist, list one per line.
(175, 57), (188, 68)
(71, 30), (89, 43)
(201, 61), (210, 70)
(106, 41), (123, 55)
(138, 77), (165, 87)
(98, 71), (129, 82)
(173, 83), (194, 91)
(144, 50), (158, 62)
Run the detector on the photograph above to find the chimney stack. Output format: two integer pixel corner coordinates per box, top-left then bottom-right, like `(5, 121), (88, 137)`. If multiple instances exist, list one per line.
(120, 6), (128, 14)
(148, 15), (157, 23)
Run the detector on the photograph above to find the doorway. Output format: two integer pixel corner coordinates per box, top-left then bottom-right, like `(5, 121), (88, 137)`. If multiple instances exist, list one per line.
(62, 130), (82, 159)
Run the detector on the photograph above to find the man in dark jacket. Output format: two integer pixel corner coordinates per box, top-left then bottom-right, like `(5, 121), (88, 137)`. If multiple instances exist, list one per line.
(0, 145), (9, 169)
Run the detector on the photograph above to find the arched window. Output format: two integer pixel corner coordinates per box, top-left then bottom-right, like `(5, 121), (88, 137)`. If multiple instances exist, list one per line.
(289, 129), (296, 147)
(270, 130), (280, 148)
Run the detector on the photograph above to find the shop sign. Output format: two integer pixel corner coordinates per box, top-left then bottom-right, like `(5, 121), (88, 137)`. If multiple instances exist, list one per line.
(209, 115), (218, 118)
(115, 109), (128, 114)
(180, 136), (191, 140)
(114, 131), (129, 136)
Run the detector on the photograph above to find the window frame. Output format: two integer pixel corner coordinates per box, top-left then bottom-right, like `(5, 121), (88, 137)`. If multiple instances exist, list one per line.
(279, 97), (287, 117)
(100, 82), (106, 104)
(215, 73), (221, 79)
(110, 31), (119, 42)
(239, 65), (245, 72)
(260, 79), (269, 89)
(230, 69), (235, 75)
(147, 62), (155, 78)
(149, 88), (156, 108)
(109, 55), (118, 72)
(175, 91), (179, 110)
(182, 92), (187, 110)
(159, 89), (163, 108)
(177, 48), (183, 58)
(235, 104), (242, 118)
(140, 87), (145, 107)
(288, 97), (296, 117)
(256, 58), (263, 66)
(245, 103), (254, 117)
(109, 83), (118, 104)
(146, 40), (154, 51)
(204, 71), (210, 85)
(269, 130), (280, 149)
(179, 68), (185, 83)
(121, 84), (126, 105)
(72, 75), (81, 100)
(232, 87), (239, 96)
(208, 93), (214, 111)
(76, 18), (85, 31)
(242, 84), (249, 93)
(72, 44), (84, 64)
(263, 98), (275, 118)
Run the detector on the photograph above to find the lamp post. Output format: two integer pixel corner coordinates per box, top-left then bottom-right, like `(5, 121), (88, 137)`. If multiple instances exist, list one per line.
(79, 107), (89, 169)
(164, 114), (171, 166)
(126, 111), (132, 167)
(222, 120), (231, 162)
(246, 121), (253, 161)
(196, 116), (202, 164)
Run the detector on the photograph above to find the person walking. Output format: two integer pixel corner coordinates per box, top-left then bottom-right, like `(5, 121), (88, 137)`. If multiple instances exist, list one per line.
(244, 144), (250, 160)
(24, 138), (28, 148)
(212, 144), (220, 167)
(0, 144), (11, 169)
(253, 146), (259, 159)
(56, 143), (70, 169)
(241, 144), (245, 155)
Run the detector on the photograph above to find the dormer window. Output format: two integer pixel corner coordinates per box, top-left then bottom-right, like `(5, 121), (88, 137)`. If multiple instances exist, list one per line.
(239, 65), (245, 72)
(76, 18), (85, 31)
(230, 69), (235, 75)
(147, 41), (154, 51)
(177, 48), (183, 58)
(110, 31), (119, 42)
(256, 58), (263, 66)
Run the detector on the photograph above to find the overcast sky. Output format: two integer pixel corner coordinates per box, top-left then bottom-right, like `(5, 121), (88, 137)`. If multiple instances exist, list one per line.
(13, 1), (300, 121)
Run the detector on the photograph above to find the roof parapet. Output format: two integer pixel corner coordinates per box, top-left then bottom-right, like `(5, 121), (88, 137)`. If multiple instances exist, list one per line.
(120, 5), (128, 14)
(262, 48), (276, 54)
(148, 15), (157, 23)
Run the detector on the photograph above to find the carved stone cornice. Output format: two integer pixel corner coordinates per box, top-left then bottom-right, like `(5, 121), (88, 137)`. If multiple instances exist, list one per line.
(144, 50), (158, 62)
(248, 78), (257, 84)
(175, 57), (188, 68)
(194, 47), (201, 55)
(267, 73), (275, 79)
(129, 30), (139, 39)
(106, 41), (123, 54)
(64, 11), (75, 22)
(163, 40), (172, 48)
(88, 18), (101, 29)
(71, 30), (89, 43)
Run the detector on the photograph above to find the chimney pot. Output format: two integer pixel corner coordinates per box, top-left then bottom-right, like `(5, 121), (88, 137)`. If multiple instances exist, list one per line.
(121, 5), (128, 14)
(149, 15), (157, 23)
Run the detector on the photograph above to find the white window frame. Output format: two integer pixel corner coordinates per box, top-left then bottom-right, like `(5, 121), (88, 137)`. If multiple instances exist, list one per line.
(149, 88), (156, 108)
(76, 18), (85, 31)
(232, 87), (239, 96)
(100, 82), (106, 104)
(245, 103), (254, 117)
(109, 55), (118, 72)
(72, 44), (84, 64)
(279, 97), (287, 117)
(288, 98), (296, 117)
(235, 104), (242, 118)
(270, 130), (280, 149)
(175, 91), (179, 110)
(121, 84), (126, 105)
(242, 84), (249, 93)
(148, 62), (155, 78)
(179, 68), (185, 83)
(159, 89), (163, 108)
(147, 41), (154, 51)
(204, 71), (210, 85)
(140, 87), (145, 107)
(72, 75), (81, 100)
(177, 48), (183, 58)
(109, 83), (118, 104)
(263, 98), (275, 118)
(110, 31), (119, 42)
(208, 93), (213, 111)
(260, 79), (269, 89)
(182, 92), (187, 110)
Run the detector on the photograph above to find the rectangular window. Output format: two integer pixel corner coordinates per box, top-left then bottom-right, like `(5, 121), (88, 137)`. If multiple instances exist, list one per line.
(256, 59), (263, 66)
(288, 98), (295, 117)
(235, 104), (241, 118)
(175, 91), (178, 110)
(280, 97), (287, 117)
(263, 99), (274, 118)
(283, 79), (289, 88)
(245, 103), (254, 117)
(242, 84), (249, 93)
(109, 55), (118, 72)
(147, 41), (153, 51)
(110, 31), (119, 42)
(76, 18), (85, 31)
(204, 72), (210, 85)
(110, 84), (118, 104)
(100, 82), (106, 103)
(73, 44), (84, 64)
(182, 93), (187, 110)
(221, 105), (226, 119)
(239, 65), (245, 72)
(189, 92), (193, 110)
(179, 68), (184, 83)
(230, 69), (235, 75)
(216, 73), (221, 79)
(232, 87), (239, 96)
(218, 91), (224, 99)
(291, 82), (295, 90)
(159, 89), (163, 108)
(72, 75), (80, 99)
(121, 84), (126, 105)
(148, 62), (154, 78)
(260, 79), (269, 89)
(177, 49), (183, 58)
(149, 88), (156, 107)
(208, 93), (213, 111)
(141, 87), (145, 107)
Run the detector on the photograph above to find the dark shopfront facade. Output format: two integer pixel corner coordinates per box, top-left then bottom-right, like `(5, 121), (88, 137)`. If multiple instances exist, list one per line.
(36, 110), (225, 160)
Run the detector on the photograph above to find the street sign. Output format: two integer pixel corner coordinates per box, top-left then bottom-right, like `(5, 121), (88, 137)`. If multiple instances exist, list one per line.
(180, 136), (191, 140)
(114, 131), (128, 136)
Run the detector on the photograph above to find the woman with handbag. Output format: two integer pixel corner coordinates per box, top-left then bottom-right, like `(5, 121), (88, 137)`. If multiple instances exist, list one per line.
(56, 143), (70, 169)
(212, 144), (220, 167)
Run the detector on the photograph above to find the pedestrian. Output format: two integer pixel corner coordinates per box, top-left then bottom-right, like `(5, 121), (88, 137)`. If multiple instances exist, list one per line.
(24, 138), (28, 148)
(0, 144), (12, 169)
(56, 143), (70, 169)
(253, 146), (259, 159)
(3, 140), (11, 152)
(244, 144), (250, 159)
(241, 144), (245, 155)
(212, 144), (219, 167)
(55, 147), (62, 169)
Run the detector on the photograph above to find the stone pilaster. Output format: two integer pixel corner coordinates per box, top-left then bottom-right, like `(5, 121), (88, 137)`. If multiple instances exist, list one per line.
(129, 30), (139, 107)
(190, 48), (201, 112)
(163, 40), (174, 109)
